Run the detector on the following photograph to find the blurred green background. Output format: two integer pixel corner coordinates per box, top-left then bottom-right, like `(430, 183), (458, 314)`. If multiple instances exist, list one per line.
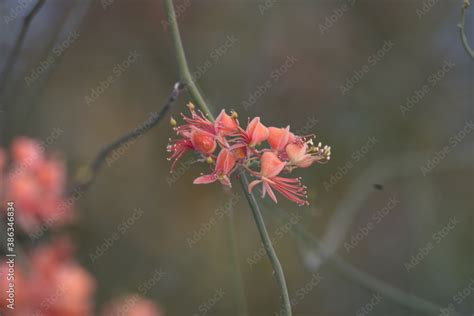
(0, 0), (473, 315)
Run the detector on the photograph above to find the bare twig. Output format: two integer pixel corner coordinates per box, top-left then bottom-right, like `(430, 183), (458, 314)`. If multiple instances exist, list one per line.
(0, 0), (46, 144)
(0, 0), (46, 90)
(70, 82), (185, 193)
(458, 0), (474, 59)
(20, 0), (92, 133)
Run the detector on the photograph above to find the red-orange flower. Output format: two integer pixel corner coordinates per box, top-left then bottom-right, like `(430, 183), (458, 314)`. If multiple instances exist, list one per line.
(167, 105), (331, 205)
(286, 141), (331, 168)
(248, 152), (308, 205)
(194, 149), (236, 187)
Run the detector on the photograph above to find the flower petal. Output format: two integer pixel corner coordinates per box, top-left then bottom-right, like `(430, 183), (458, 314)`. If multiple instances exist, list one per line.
(190, 128), (216, 155)
(248, 179), (262, 193)
(286, 143), (307, 162)
(215, 149), (236, 174)
(215, 110), (238, 134)
(295, 155), (314, 168)
(193, 174), (217, 184)
(264, 181), (278, 203)
(268, 126), (290, 151)
(247, 117), (269, 146)
(260, 152), (285, 178)
(218, 175), (232, 187)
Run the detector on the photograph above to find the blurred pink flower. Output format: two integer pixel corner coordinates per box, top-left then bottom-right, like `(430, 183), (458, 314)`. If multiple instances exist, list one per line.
(100, 295), (162, 316)
(0, 239), (96, 316)
(0, 137), (74, 233)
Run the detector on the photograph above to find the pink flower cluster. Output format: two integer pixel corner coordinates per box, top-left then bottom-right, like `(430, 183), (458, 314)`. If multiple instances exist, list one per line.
(167, 103), (331, 205)
(0, 239), (162, 316)
(0, 137), (74, 234)
(0, 239), (96, 316)
(0, 137), (163, 316)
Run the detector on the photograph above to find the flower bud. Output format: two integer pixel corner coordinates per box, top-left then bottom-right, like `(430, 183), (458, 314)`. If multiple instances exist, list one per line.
(187, 102), (195, 111)
(170, 117), (177, 126)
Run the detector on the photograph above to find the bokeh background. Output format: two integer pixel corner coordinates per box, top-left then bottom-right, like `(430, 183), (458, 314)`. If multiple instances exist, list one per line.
(0, 0), (473, 315)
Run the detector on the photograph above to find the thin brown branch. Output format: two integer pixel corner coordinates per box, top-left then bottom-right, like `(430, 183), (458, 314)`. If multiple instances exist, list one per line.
(70, 82), (185, 194)
(0, 0), (46, 90)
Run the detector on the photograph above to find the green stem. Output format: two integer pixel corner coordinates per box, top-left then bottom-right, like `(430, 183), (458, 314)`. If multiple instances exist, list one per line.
(163, 1), (292, 314)
(163, 0), (214, 120)
(240, 174), (292, 315)
(458, 0), (474, 59)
